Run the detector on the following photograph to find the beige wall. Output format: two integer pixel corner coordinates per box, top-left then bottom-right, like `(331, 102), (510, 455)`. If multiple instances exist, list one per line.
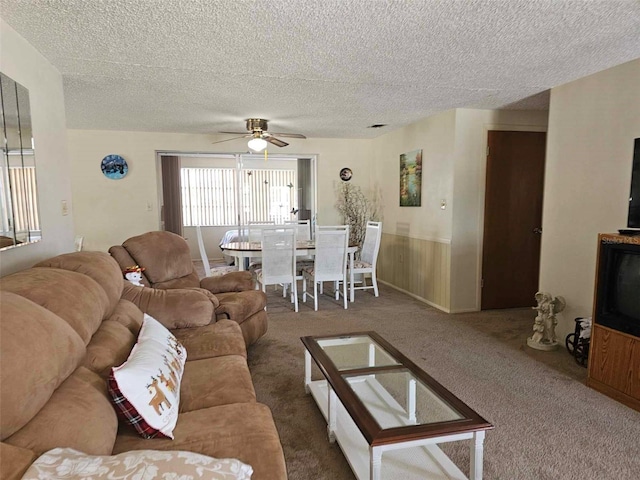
(0, 19), (74, 276)
(368, 108), (548, 312)
(540, 59), (640, 339)
(369, 109), (456, 310)
(67, 129), (373, 252)
(450, 109), (549, 312)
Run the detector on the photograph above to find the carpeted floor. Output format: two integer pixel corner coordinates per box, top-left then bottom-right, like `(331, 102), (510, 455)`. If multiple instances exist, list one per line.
(197, 262), (640, 479)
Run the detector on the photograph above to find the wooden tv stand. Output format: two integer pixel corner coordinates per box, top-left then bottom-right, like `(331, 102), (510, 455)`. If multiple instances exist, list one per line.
(586, 234), (640, 412)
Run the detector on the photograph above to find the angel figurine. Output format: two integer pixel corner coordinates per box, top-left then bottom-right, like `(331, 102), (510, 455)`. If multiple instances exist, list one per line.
(527, 291), (566, 350)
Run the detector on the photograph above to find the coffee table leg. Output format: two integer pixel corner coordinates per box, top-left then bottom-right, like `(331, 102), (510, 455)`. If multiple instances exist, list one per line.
(369, 446), (382, 480)
(470, 430), (485, 480)
(304, 351), (311, 394)
(328, 387), (337, 443)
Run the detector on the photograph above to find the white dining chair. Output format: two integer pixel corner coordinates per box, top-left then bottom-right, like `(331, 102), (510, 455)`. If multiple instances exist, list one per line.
(254, 226), (298, 312)
(284, 219), (311, 241)
(349, 221), (382, 301)
(195, 225), (212, 277)
(302, 225), (349, 311)
(247, 221), (276, 271)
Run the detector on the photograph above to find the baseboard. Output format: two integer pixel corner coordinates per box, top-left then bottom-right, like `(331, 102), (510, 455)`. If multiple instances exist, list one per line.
(377, 279), (450, 313)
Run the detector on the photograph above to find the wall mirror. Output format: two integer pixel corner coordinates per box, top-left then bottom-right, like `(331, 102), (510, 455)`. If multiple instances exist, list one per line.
(0, 72), (41, 250)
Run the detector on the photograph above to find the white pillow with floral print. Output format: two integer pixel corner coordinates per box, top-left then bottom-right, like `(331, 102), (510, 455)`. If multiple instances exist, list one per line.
(21, 448), (253, 479)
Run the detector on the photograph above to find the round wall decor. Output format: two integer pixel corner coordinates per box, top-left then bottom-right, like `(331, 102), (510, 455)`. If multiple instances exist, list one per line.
(339, 167), (352, 182)
(101, 154), (128, 179)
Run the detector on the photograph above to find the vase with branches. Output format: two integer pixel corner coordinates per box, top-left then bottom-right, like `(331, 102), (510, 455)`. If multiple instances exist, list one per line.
(335, 183), (382, 249)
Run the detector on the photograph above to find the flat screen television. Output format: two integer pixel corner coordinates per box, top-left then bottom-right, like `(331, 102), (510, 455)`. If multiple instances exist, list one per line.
(628, 138), (640, 228)
(595, 237), (640, 337)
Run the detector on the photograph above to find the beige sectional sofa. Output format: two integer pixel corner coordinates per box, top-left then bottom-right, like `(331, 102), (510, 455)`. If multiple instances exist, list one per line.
(0, 251), (287, 479)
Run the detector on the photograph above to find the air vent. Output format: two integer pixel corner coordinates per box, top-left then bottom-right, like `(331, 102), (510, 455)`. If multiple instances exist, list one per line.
(367, 124), (388, 129)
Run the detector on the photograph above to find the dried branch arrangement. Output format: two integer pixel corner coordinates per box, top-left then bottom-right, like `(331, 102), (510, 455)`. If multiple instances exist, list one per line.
(335, 183), (382, 248)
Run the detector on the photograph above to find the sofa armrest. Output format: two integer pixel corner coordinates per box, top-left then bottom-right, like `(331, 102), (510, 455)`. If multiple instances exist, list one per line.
(200, 271), (254, 294)
(122, 284), (218, 329)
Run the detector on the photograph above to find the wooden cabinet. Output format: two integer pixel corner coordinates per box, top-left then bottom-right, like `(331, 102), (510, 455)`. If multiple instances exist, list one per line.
(586, 233), (640, 412)
(587, 325), (640, 411)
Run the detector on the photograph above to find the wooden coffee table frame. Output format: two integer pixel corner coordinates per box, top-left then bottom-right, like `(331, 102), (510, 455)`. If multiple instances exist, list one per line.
(301, 331), (493, 480)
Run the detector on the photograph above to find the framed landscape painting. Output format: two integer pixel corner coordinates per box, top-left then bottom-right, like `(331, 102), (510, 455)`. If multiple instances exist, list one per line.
(399, 149), (422, 206)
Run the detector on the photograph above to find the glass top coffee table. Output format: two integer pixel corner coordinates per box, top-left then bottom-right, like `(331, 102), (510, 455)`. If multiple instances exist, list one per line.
(301, 332), (493, 480)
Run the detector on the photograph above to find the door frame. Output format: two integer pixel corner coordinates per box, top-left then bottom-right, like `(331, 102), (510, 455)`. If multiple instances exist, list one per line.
(475, 124), (547, 310)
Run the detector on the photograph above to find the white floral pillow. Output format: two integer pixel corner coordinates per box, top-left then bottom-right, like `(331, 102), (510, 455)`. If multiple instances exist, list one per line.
(108, 315), (187, 439)
(21, 448), (253, 479)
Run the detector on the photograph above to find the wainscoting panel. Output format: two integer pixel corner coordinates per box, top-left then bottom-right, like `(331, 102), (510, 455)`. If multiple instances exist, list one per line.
(377, 233), (451, 311)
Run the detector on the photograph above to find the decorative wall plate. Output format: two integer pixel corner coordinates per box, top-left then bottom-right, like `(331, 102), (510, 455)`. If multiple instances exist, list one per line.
(340, 167), (352, 182)
(101, 154), (128, 179)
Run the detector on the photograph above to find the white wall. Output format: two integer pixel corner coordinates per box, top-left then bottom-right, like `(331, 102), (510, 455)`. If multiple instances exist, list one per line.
(371, 109), (457, 241)
(450, 109), (549, 312)
(0, 19), (74, 276)
(67, 130), (373, 252)
(540, 59), (640, 339)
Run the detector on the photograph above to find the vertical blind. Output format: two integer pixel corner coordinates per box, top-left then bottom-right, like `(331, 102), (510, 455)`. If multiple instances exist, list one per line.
(181, 167), (296, 226)
(5, 166), (40, 233)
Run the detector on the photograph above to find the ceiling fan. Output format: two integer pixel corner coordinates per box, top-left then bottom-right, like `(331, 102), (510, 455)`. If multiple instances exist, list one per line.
(213, 118), (306, 151)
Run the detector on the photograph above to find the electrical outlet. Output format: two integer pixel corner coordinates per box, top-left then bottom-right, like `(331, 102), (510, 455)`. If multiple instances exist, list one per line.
(61, 200), (69, 216)
(146, 201), (153, 212)
(440, 199), (447, 210)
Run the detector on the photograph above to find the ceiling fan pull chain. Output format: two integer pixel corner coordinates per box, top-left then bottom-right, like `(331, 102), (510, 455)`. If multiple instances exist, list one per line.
(264, 149), (268, 162)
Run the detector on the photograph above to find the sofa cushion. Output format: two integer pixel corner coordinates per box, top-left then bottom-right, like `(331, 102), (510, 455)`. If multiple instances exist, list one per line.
(0, 292), (85, 440)
(180, 356), (256, 412)
(121, 283), (217, 328)
(200, 271), (254, 293)
(0, 442), (37, 480)
(84, 321), (137, 378)
(113, 403), (287, 480)
(215, 290), (267, 322)
(107, 299), (144, 336)
(108, 316), (186, 439)
(122, 231), (195, 285)
(172, 319), (247, 360)
(5, 367), (117, 456)
(0, 268), (108, 344)
(22, 448), (253, 480)
(34, 252), (124, 317)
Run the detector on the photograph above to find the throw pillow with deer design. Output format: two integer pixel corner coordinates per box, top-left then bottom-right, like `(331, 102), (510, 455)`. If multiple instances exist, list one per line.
(108, 315), (187, 438)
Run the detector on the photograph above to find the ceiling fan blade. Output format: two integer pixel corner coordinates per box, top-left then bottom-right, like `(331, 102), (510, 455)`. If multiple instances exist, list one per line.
(211, 135), (247, 145)
(269, 132), (307, 139)
(264, 136), (289, 148)
(219, 131), (252, 136)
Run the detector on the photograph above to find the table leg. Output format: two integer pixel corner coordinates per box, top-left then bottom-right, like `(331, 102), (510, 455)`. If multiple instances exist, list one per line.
(407, 378), (416, 424)
(470, 430), (485, 480)
(304, 351), (312, 394)
(328, 387), (337, 443)
(236, 254), (246, 271)
(369, 446), (382, 480)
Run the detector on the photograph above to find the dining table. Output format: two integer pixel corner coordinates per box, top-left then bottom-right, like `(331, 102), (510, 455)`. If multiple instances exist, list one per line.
(220, 241), (360, 301)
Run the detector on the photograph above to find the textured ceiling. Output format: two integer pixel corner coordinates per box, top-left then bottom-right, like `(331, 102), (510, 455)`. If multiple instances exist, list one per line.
(1, 0), (639, 138)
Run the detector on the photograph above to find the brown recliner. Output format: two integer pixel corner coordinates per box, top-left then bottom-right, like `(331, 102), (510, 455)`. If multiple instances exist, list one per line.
(109, 231), (267, 346)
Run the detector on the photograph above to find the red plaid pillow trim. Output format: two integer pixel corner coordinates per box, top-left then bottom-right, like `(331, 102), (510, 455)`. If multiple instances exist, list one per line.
(108, 372), (169, 440)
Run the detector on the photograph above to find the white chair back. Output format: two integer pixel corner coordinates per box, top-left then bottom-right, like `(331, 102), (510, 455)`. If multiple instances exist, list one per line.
(360, 221), (382, 266)
(284, 220), (311, 241)
(195, 226), (212, 277)
(260, 226), (297, 285)
(248, 221), (276, 244)
(313, 225), (349, 282)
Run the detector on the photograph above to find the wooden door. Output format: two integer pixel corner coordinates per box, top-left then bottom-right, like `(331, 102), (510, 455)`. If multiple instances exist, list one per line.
(482, 130), (546, 309)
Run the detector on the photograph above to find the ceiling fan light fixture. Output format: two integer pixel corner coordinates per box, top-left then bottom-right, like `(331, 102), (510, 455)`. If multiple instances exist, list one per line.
(248, 137), (268, 152)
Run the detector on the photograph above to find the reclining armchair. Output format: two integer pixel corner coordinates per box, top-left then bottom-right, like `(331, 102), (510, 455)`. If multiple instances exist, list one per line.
(109, 231), (267, 346)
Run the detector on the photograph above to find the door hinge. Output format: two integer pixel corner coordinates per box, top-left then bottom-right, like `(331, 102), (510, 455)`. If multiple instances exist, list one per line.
(481, 278), (485, 288)
(486, 146), (490, 157)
